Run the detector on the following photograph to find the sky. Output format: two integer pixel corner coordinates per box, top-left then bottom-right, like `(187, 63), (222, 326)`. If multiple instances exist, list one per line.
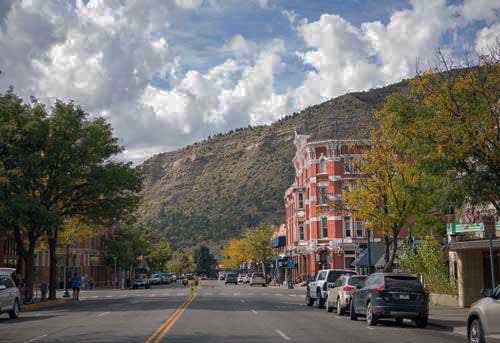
(0, 0), (499, 162)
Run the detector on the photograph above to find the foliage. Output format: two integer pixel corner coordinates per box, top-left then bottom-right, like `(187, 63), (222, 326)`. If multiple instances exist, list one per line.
(193, 246), (215, 276)
(147, 237), (171, 271)
(0, 91), (142, 298)
(106, 222), (149, 270)
(222, 239), (249, 270)
(222, 224), (274, 274)
(385, 50), (500, 212)
(167, 250), (195, 274)
(343, 118), (432, 271)
(398, 237), (457, 295)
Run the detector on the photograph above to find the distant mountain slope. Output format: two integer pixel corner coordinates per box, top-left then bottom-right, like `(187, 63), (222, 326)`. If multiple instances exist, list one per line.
(138, 79), (409, 248)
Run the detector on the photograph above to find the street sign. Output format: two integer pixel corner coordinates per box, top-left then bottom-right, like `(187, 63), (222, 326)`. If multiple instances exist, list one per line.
(483, 215), (496, 239)
(287, 260), (296, 269)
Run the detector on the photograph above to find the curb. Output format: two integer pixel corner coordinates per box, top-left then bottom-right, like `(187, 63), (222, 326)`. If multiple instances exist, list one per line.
(428, 320), (467, 337)
(22, 298), (70, 312)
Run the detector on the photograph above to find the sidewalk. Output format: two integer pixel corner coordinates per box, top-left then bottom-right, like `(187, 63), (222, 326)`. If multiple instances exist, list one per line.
(428, 305), (468, 336)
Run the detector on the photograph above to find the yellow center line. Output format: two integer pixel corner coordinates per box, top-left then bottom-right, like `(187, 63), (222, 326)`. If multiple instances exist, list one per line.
(145, 294), (193, 343)
(152, 294), (196, 343)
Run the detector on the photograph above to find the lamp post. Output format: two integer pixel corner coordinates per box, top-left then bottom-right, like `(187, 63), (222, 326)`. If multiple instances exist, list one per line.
(112, 256), (117, 289)
(367, 228), (372, 275)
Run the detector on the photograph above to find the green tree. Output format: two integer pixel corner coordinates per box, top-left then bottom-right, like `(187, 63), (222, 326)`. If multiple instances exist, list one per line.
(382, 50), (500, 212)
(147, 237), (171, 271)
(193, 246), (215, 276)
(398, 236), (457, 295)
(167, 251), (195, 275)
(106, 222), (148, 279)
(242, 224), (274, 275)
(0, 91), (54, 296)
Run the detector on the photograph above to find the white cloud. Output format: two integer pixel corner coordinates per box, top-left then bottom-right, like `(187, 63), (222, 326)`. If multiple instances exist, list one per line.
(175, 0), (204, 9)
(0, 0), (498, 163)
(475, 23), (500, 54)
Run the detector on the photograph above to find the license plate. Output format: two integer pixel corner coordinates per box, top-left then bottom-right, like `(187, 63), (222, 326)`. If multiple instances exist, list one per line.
(400, 294), (410, 300)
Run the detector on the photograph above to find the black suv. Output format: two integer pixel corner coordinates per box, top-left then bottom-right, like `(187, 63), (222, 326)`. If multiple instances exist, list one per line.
(350, 273), (429, 327)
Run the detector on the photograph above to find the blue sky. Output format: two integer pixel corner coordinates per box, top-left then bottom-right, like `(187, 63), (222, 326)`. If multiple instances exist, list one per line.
(0, 0), (499, 162)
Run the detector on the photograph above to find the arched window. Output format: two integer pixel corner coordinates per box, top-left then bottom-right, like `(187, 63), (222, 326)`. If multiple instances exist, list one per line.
(319, 157), (326, 174)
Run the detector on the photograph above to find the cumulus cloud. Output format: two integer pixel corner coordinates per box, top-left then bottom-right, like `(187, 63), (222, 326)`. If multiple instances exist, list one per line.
(0, 0), (498, 162)
(475, 23), (500, 54)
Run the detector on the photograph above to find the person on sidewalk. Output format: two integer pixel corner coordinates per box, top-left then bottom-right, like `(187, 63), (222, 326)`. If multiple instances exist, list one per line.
(70, 273), (81, 304)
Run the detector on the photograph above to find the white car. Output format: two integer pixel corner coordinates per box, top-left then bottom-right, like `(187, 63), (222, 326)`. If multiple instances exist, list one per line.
(237, 274), (245, 283)
(249, 273), (266, 287)
(0, 268), (20, 319)
(467, 284), (500, 343)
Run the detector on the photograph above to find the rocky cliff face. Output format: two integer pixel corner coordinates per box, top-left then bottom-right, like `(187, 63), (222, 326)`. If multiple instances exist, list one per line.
(138, 79), (409, 249)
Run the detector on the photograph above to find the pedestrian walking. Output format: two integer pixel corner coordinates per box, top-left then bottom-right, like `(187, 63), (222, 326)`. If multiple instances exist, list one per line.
(71, 273), (81, 304)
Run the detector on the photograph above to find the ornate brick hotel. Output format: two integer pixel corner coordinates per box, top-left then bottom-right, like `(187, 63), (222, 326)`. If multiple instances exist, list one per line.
(284, 133), (380, 283)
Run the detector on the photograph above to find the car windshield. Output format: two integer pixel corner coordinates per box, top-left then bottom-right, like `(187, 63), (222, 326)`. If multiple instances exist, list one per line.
(384, 276), (423, 291)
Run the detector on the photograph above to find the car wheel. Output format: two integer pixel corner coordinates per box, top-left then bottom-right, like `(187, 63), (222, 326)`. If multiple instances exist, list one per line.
(9, 299), (20, 319)
(337, 299), (345, 316)
(395, 318), (404, 326)
(366, 302), (378, 326)
(415, 315), (428, 329)
(349, 300), (358, 321)
(306, 292), (314, 306)
(326, 299), (333, 312)
(316, 291), (324, 309)
(469, 318), (484, 343)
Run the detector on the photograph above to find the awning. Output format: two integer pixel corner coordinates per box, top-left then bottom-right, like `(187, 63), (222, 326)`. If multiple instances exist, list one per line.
(351, 243), (385, 267)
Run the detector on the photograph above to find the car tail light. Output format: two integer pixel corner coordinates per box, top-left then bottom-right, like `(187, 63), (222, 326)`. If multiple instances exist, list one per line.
(375, 284), (385, 295)
(342, 285), (355, 292)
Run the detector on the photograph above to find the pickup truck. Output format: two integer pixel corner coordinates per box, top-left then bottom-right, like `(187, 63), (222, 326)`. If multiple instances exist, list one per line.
(306, 269), (357, 308)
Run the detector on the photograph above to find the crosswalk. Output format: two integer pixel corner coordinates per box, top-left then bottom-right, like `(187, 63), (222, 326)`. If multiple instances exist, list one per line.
(75, 291), (304, 301)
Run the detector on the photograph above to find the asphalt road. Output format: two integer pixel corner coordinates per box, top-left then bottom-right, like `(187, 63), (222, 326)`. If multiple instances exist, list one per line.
(0, 280), (466, 343)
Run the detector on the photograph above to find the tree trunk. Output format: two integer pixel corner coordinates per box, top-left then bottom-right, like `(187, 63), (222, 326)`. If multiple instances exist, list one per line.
(384, 235), (390, 265)
(48, 228), (58, 300)
(384, 229), (399, 272)
(13, 225), (38, 299)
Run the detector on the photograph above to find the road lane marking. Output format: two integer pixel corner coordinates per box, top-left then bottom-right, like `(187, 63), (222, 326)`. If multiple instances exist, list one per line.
(240, 300), (245, 303)
(366, 327), (375, 330)
(251, 309), (258, 315)
(145, 294), (195, 343)
(24, 334), (48, 343)
(105, 295), (112, 298)
(290, 294), (297, 297)
(97, 311), (110, 317)
(276, 330), (291, 341)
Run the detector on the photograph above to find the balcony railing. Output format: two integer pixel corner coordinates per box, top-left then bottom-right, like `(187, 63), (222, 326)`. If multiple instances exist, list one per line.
(447, 221), (500, 235)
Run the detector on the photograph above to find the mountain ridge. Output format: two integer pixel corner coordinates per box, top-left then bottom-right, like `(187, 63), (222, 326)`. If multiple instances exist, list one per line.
(138, 78), (410, 249)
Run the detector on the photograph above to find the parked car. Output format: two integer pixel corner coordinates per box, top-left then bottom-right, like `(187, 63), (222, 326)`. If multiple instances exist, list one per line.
(250, 272), (266, 287)
(0, 268), (20, 319)
(225, 273), (238, 285)
(237, 274), (245, 283)
(467, 283), (500, 343)
(326, 274), (367, 315)
(306, 269), (357, 308)
(132, 276), (151, 289)
(150, 274), (162, 285)
(350, 273), (429, 327)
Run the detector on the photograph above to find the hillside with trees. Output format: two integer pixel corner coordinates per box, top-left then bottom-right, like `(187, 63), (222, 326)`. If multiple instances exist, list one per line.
(138, 80), (410, 249)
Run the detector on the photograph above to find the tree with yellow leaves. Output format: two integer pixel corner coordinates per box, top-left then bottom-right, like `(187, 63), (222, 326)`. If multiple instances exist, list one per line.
(222, 238), (249, 270)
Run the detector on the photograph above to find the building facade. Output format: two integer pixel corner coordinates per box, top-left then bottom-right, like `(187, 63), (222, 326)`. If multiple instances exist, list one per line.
(284, 134), (378, 283)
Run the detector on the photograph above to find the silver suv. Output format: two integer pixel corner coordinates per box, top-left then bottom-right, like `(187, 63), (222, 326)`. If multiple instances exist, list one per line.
(0, 268), (20, 319)
(306, 269), (357, 308)
(467, 284), (500, 343)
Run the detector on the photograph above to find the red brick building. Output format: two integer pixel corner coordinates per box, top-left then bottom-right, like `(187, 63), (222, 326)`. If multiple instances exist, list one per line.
(284, 134), (380, 283)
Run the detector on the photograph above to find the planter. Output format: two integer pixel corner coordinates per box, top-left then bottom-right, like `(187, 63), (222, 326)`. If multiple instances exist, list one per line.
(430, 293), (459, 307)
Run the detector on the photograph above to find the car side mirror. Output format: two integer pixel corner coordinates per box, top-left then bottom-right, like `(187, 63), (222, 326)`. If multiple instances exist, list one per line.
(481, 288), (492, 298)
(0, 285), (6, 290)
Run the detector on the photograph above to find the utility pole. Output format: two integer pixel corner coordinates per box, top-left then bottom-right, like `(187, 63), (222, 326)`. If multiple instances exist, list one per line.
(112, 256), (117, 289)
(483, 215), (496, 289)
